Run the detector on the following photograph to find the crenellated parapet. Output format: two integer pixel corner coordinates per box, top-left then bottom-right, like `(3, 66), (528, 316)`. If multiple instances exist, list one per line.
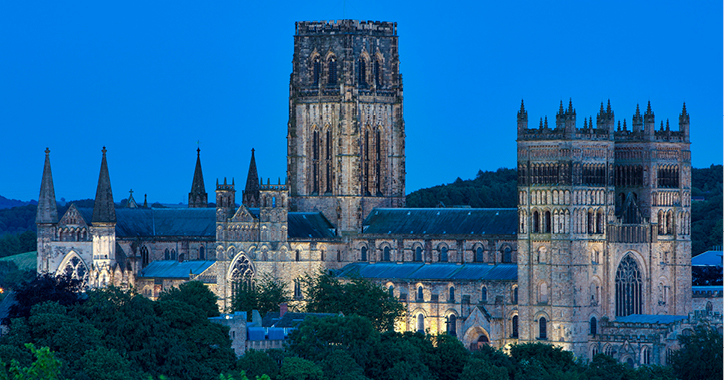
(295, 20), (397, 36)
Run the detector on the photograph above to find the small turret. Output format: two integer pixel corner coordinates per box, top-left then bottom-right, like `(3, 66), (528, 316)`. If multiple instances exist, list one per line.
(517, 100), (528, 136)
(679, 102), (690, 142)
(564, 99), (576, 137)
(643, 101), (655, 139)
(632, 104), (643, 133)
(242, 149), (260, 207)
(216, 177), (236, 221)
(126, 189), (138, 208)
(555, 100), (565, 130)
(36, 148), (58, 225)
(596, 99), (615, 134)
(188, 147), (208, 208)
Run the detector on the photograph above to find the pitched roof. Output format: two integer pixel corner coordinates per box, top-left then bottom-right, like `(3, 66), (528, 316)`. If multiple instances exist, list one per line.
(262, 311), (338, 327)
(337, 262), (518, 281)
(362, 208), (518, 236)
(613, 314), (688, 324)
(92, 147), (116, 223)
(76, 208), (216, 237)
(692, 251), (723, 267)
(288, 212), (336, 239)
(137, 260), (216, 279)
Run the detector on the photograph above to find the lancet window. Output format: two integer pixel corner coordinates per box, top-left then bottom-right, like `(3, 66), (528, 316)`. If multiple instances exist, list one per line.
(615, 254), (643, 316)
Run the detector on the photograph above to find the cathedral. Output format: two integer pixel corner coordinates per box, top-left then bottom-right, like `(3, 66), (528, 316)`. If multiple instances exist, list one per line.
(36, 20), (719, 366)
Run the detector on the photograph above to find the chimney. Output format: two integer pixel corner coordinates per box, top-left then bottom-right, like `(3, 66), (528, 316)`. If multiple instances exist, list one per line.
(279, 302), (288, 317)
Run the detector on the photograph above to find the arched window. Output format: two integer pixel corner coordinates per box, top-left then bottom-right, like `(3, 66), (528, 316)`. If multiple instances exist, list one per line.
(642, 347), (651, 365)
(587, 210), (595, 234)
(312, 56), (321, 86)
(544, 211), (551, 233)
(596, 210), (603, 233)
(440, 247), (448, 262)
(383, 246), (391, 261)
(539, 282), (548, 304)
(358, 57), (367, 87)
(312, 129), (320, 194)
(199, 245), (205, 260)
(178, 253), (184, 263)
(604, 345), (614, 356)
(415, 247), (423, 262)
(388, 285), (394, 297)
(337, 251), (341, 262)
(295, 250), (300, 262)
(417, 286), (424, 301)
(320, 250), (325, 261)
(476, 247), (483, 262)
(481, 286), (488, 303)
(361, 246), (368, 261)
(513, 286), (518, 304)
(590, 317), (597, 336)
(327, 57), (337, 85)
(512, 316), (519, 338)
(374, 59), (381, 86)
(707, 301), (713, 312)
(417, 314), (424, 333)
(447, 314), (457, 336)
(449, 286), (455, 302)
(230, 255), (254, 296)
(616, 254), (643, 316)
(503, 247), (512, 263)
(532, 211), (540, 233)
(62, 256), (88, 282)
(141, 246), (149, 268)
(170, 249), (177, 261)
(539, 317), (547, 339)
(666, 210), (674, 234)
(164, 248), (170, 260)
(272, 196), (276, 208)
(294, 279), (302, 299)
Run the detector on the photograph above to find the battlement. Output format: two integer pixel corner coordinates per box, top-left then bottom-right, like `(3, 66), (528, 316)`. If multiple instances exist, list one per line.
(260, 178), (288, 191)
(518, 100), (690, 143)
(295, 20), (397, 36)
(216, 178), (235, 191)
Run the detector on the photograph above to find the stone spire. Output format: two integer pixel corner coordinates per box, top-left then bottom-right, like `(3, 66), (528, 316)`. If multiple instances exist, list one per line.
(92, 147), (116, 224)
(126, 189), (138, 208)
(36, 148), (58, 224)
(243, 148), (260, 208)
(517, 100), (528, 134)
(188, 147), (208, 208)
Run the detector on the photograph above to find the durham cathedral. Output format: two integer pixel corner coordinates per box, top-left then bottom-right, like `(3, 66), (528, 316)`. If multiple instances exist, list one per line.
(35, 20), (720, 365)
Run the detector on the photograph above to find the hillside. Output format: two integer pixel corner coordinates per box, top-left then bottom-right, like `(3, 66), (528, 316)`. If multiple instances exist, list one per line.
(406, 166), (723, 256)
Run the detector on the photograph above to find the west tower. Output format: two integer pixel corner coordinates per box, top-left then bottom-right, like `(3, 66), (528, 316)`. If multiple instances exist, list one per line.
(516, 100), (691, 359)
(287, 20), (406, 235)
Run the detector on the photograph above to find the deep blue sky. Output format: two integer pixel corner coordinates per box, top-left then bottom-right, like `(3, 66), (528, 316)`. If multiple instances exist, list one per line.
(1, 1), (722, 203)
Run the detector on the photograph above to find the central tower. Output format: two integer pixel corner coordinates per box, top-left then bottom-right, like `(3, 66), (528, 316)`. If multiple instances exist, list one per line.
(287, 20), (406, 235)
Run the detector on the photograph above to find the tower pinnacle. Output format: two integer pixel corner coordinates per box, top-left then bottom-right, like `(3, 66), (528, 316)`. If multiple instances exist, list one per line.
(92, 146), (116, 224)
(188, 147), (208, 208)
(36, 148), (58, 224)
(243, 148), (260, 208)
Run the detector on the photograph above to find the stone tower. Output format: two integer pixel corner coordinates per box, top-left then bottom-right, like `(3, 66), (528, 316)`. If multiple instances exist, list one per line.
(36, 148), (58, 274)
(287, 20), (406, 234)
(516, 100), (691, 359)
(91, 147), (117, 287)
(188, 148), (208, 208)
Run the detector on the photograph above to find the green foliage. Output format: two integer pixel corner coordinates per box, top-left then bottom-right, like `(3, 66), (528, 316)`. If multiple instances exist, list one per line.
(158, 281), (220, 317)
(365, 331), (435, 380)
(302, 271), (404, 331)
(459, 358), (508, 380)
(692, 265), (723, 285)
(232, 275), (290, 319)
(0, 232), (36, 259)
(0, 205), (37, 236)
(670, 325), (723, 380)
(0, 282), (236, 380)
(428, 334), (470, 380)
(279, 357), (323, 380)
(5, 274), (85, 322)
(0, 261), (34, 299)
(691, 165), (723, 255)
(406, 168), (517, 208)
(510, 343), (584, 380)
(0, 343), (62, 380)
(236, 350), (280, 380)
(320, 350), (368, 380)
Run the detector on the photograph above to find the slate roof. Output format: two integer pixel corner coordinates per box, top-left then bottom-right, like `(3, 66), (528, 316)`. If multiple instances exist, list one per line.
(76, 208), (216, 238)
(613, 314), (688, 324)
(262, 311), (338, 328)
(692, 251), (723, 267)
(362, 208), (518, 236)
(337, 262), (518, 281)
(288, 213), (336, 239)
(137, 260), (216, 279)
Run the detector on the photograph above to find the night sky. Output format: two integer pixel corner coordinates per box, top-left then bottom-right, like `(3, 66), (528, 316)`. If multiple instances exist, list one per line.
(1, 1), (722, 204)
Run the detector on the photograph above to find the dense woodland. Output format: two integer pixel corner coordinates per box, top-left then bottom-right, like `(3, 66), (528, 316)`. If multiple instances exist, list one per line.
(0, 166), (721, 258)
(1, 273), (721, 380)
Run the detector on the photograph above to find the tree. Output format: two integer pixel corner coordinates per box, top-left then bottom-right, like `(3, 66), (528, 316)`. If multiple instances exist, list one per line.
(236, 350), (280, 380)
(157, 281), (220, 317)
(0, 344), (62, 380)
(4, 274), (85, 323)
(232, 275), (290, 319)
(302, 271), (404, 331)
(669, 325), (723, 380)
(459, 358), (508, 380)
(427, 334), (470, 380)
(278, 358), (322, 380)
